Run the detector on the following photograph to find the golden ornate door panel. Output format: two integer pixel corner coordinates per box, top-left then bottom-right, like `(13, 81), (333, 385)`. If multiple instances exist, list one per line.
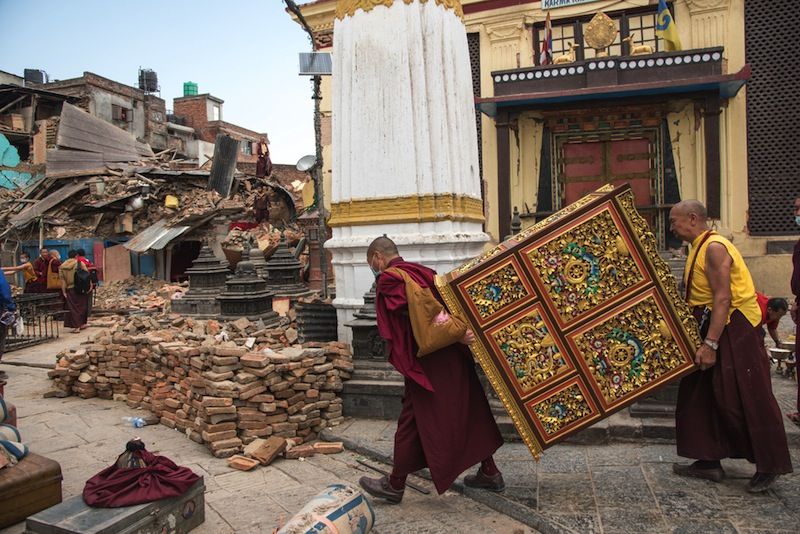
(437, 184), (698, 459)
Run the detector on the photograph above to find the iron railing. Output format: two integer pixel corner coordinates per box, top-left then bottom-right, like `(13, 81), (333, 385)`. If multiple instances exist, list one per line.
(3, 293), (61, 352)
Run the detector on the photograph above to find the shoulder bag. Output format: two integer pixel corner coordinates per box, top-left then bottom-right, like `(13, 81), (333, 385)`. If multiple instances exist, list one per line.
(384, 267), (468, 357)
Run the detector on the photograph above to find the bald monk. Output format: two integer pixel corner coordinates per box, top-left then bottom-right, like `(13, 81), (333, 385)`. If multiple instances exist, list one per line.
(669, 200), (792, 493)
(358, 237), (504, 503)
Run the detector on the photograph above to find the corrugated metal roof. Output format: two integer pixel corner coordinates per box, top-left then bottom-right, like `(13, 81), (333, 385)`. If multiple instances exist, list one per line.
(123, 219), (191, 253)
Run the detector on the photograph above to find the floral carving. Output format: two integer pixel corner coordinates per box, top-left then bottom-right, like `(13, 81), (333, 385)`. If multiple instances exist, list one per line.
(526, 209), (644, 322)
(464, 263), (528, 320)
(490, 310), (568, 393)
(531, 383), (594, 438)
(574, 295), (686, 405)
(615, 190), (701, 350)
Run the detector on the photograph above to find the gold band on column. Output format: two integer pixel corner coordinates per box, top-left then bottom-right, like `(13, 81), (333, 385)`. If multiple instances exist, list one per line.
(328, 193), (483, 227)
(335, 0), (464, 21)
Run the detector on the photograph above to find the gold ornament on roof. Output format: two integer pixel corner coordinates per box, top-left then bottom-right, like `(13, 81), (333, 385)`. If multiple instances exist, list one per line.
(335, 0), (464, 20)
(553, 42), (579, 64)
(622, 32), (654, 56)
(584, 12), (617, 58)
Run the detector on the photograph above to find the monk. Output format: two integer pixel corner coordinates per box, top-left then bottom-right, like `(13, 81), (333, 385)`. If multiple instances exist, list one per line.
(31, 248), (49, 292)
(2, 252), (39, 293)
(669, 200), (792, 493)
(358, 237), (504, 504)
(59, 250), (90, 334)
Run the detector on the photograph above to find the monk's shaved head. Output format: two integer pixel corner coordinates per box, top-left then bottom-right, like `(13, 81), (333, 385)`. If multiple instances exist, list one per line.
(673, 200), (708, 220)
(367, 236), (399, 260)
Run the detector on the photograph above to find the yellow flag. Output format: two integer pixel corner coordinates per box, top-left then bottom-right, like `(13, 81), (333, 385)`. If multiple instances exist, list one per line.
(656, 0), (682, 51)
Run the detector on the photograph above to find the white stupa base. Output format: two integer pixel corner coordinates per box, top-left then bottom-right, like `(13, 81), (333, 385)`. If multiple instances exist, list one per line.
(327, 220), (489, 343)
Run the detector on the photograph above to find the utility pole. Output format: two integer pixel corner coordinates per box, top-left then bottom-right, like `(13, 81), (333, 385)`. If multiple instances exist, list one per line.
(285, 0), (329, 298)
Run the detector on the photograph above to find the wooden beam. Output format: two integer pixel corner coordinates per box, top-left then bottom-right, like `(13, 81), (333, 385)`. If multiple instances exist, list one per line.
(703, 95), (721, 219)
(496, 111), (512, 240)
(0, 95), (28, 115)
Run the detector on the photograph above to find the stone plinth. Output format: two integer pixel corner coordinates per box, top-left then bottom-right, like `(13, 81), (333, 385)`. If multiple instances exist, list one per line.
(171, 246), (229, 317)
(343, 282), (404, 419)
(265, 235), (314, 298)
(217, 256), (280, 326)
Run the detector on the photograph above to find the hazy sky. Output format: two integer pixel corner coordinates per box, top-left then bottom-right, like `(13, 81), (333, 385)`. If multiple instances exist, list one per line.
(0, 0), (315, 164)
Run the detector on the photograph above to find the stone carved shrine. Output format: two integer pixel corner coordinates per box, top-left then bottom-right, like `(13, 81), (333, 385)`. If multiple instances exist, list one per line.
(170, 245), (229, 317)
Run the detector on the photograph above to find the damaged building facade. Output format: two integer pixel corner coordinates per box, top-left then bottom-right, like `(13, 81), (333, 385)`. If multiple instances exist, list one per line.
(0, 69), (311, 290)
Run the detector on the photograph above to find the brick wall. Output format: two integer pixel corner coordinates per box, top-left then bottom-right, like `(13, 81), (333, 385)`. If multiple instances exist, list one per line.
(173, 96), (210, 131)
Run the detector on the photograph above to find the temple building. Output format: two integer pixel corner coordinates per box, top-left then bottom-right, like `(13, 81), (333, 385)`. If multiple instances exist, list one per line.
(293, 0), (799, 297)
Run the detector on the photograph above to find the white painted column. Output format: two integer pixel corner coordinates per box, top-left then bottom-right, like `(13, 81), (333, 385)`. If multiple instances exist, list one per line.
(330, 0), (489, 342)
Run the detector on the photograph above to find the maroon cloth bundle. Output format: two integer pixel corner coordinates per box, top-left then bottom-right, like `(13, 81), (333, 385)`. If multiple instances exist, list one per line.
(83, 449), (200, 508)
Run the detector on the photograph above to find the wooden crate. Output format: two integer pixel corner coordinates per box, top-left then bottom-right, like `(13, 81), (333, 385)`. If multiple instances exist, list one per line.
(0, 453), (62, 529)
(436, 184), (700, 459)
(26, 478), (205, 534)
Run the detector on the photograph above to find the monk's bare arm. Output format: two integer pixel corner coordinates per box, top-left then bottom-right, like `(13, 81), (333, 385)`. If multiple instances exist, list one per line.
(694, 242), (732, 369)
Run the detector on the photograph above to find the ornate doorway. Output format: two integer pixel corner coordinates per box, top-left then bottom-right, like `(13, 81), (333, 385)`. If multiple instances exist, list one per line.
(551, 125), (665, 247)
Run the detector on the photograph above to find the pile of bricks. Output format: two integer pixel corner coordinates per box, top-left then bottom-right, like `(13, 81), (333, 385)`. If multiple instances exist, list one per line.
(48, 314), (352, 457)
(93, 276), (187, 313)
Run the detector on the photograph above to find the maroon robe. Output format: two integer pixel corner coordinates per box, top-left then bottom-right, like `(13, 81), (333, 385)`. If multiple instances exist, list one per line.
(83, 449), (199, 507)
(27, 256), (48, 293)
(256, 142), (272, 178)
(64, 288), (89, 329)
(792, 238), (800, 413)
(676, 308), (792, 474)
(376, 257), (503, 494)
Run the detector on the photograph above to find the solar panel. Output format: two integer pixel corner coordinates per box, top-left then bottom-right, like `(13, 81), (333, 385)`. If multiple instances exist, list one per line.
(298, 52), (333, 76)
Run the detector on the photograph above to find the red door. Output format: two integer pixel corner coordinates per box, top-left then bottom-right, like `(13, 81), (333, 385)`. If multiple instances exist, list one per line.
(560, 136), (656, 227)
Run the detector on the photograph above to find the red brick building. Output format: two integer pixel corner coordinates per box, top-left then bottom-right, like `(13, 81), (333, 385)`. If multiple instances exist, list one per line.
(172, 94), (267, 166)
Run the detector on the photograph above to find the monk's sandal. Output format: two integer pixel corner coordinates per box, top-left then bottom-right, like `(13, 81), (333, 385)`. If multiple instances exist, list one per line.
(672, 462), (725, 483)
(464, 468), (506, 492)
(358, 475), (404, 504)
(746, 473), (779, 494)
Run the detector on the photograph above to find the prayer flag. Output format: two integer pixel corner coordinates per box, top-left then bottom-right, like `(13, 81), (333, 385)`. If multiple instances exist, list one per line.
(656, 0), (682, 51)
(540, 12), (553, 65)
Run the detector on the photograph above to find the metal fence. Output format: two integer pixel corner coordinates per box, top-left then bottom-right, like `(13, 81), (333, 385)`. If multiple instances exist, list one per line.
(3, 293), (61, 353)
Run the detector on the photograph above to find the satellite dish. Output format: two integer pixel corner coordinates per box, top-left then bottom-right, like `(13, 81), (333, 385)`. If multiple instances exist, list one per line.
(296, 155), (317, 172)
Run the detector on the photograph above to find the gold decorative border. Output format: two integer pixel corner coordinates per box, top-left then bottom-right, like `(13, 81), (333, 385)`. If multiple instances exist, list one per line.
(436, 275), (544, 459)
(328, 194), (484, 227)
(336, 0), (464, 20)
(614, 189), (702, 351)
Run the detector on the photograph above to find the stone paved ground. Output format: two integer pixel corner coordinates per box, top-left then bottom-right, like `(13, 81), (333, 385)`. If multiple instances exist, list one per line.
(328, 417), (800, 534)
(325, 316), (800, 534)
(0, 339), (532, 534)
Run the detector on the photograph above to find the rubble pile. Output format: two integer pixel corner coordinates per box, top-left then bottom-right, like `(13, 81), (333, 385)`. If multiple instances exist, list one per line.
(47, 314), (352, 457)
(94, 277), (187, 312)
